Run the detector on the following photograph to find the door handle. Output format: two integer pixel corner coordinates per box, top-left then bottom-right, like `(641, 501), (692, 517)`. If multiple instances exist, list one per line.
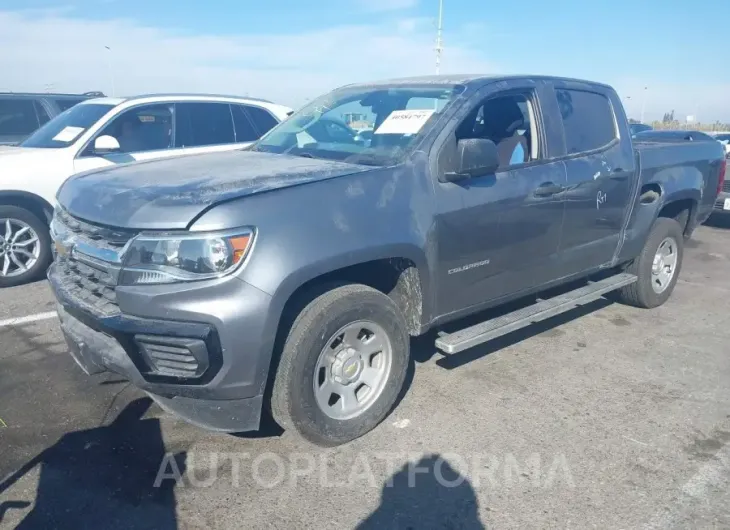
(534, 182), (565, 197)
(594, 168), (629, 181)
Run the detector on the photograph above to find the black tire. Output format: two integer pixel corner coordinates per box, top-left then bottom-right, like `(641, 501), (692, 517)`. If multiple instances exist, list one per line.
(0, 206), (52, 288)
(270, 284), (410, 446)
(616, 217), (684, 308)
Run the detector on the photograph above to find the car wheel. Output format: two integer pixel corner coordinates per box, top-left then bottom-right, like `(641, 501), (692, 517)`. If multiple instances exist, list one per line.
(0, 206), (52, 288)
(617, 217), (684, 308)
(270, 283), (410, 446)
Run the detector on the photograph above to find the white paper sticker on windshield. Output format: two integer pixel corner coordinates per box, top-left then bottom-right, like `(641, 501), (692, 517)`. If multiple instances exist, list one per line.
(52, 126), (85, 143)
(374, 109), (435, 135)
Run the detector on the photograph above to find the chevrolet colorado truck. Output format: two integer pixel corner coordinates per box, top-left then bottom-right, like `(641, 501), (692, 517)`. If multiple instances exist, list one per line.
(48, 75), (726, 446)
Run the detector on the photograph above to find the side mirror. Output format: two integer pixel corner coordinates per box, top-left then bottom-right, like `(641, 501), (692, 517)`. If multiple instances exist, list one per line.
(443, 138), (499, 182)
(93, 135), (120, 154)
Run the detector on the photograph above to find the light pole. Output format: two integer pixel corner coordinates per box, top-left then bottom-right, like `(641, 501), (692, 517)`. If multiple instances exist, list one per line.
(640, 86), (648, 123)
(435, 0), (443, 75)
(104, 46), (116, 96)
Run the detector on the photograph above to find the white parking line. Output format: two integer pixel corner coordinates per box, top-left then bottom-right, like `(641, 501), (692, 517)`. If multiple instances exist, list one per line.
(0, 311), (58, 328)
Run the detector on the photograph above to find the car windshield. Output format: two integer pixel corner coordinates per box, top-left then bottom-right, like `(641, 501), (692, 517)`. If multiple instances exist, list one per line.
(21, 103), (115, 148)
(251, 84), (465, 165)
(714, 134), (730, 143)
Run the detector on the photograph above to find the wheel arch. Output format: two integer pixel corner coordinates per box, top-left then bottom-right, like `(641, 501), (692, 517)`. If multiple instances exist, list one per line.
(0, 191), (54, 225)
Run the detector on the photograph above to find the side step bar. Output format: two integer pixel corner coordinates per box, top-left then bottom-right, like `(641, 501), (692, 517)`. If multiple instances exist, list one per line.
(435, 273), (637, 355)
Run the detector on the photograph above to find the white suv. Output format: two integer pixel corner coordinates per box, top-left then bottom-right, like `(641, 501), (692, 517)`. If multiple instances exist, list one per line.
(0, 94), (292, 286)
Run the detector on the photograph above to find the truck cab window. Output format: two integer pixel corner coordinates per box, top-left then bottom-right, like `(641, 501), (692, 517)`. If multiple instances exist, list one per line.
(556, 89), (616, 154)
(456, 93), (539, 169)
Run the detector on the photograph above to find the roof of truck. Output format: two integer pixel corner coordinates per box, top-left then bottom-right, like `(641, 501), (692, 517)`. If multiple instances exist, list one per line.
(344, 74), (612, 90)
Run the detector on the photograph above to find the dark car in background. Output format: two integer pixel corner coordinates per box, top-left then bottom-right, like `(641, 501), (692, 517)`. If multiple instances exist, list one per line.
(0, 91), (104, 145)
(629, 122), (653, 136)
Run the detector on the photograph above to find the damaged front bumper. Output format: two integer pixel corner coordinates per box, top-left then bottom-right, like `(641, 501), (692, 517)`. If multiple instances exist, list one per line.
(49, 262), (276, 433)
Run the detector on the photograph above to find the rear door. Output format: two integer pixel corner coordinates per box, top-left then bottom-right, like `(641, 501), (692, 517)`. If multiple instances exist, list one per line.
(551, 83), (635, 275)
(433, 80), (568, 315)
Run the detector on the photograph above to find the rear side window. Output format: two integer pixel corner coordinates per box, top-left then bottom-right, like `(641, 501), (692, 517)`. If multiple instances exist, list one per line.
(175, 102), (235, 147)
(54, 98), (85, 112)
(556, 89), (616, 154)
(0, 98), (40, 136)
(230, 105), (260, 142)
(34, 101), (50, 125)
(244, 105), (278, 135)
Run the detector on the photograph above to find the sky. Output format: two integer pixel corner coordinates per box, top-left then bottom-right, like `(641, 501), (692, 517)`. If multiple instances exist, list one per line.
(0, 0), (727, 122)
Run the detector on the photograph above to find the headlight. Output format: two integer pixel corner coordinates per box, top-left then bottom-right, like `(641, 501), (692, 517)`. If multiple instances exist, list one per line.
(119, 229), (254, 285)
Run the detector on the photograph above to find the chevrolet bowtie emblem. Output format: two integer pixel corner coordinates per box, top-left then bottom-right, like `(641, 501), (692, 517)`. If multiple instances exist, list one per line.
(54, 240), (71, 258)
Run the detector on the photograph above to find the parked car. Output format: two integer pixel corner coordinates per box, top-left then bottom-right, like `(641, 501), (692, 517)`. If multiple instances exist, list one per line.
(708, 132), (730, 157)
(0, 91), (104, 146)
(0, 94), (291, 286)
(48, 75), (725, 446)
(629, 122), (652, 136)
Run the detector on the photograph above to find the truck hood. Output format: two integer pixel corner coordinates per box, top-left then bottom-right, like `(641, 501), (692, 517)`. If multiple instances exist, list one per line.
(58, 150), (372, 229)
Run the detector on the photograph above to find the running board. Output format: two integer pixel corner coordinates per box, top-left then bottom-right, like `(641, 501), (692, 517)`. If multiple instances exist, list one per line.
(435, 273), (637, 355)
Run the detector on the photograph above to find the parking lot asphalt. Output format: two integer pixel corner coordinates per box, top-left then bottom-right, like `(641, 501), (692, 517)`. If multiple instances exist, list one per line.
(1, 218), (730, 529)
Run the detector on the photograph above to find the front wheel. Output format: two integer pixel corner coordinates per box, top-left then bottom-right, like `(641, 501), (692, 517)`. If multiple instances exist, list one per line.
(270, 284), (410, 446)
(616, 217), (684, 308)
(0, 206), (52, 288)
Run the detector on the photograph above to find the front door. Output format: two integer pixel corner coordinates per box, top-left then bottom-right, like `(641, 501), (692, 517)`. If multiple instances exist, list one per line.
(73, 103), (178, 174)
(552, 85), (635, 275)
(434, 86), (567, 316)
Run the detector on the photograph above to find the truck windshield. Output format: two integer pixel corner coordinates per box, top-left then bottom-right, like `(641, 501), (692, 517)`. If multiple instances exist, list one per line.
(251, 84), (465, 165)
(21, 103), (115, 149)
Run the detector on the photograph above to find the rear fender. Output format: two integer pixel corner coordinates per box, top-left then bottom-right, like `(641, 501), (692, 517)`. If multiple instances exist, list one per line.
(618, 165), (702, 262)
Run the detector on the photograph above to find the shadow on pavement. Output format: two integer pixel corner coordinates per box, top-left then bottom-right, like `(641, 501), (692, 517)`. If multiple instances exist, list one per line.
(358, 454), (486, 529)
(704, 213), (730, 230)
(0, 398), (186, 530)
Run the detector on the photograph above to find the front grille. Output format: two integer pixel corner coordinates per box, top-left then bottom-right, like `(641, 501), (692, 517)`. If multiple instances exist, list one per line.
(54, 211), (138, 316)
(56, 208), (135, 250)
(56, 256), (120, 316)
(723, 179), (730, 193)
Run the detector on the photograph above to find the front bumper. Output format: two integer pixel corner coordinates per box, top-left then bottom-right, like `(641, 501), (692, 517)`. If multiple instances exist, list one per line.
(49, 262), (277, 433)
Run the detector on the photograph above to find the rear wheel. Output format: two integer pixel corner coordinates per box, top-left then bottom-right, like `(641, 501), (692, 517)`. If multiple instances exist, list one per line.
(617, 217), (684, 308)
(0, 206), (52, 288)
(270, 284), (409, 446)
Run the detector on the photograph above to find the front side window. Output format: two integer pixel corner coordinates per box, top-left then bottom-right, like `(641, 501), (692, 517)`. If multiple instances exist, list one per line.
(244, 105), (279, 136)
(92, 104), (173, 154)
(455, 92), (540, 169)
(231, 105), (260, 142)
(0, 99), (40, 137)
(556, 89), (616, 154)
(252, 84), (465, 166)
(21, 103), (114, 148)
(175, 102), (235, 147)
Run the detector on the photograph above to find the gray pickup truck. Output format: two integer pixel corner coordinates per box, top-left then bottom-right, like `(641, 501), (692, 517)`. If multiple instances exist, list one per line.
(48, 75), (725, 446)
